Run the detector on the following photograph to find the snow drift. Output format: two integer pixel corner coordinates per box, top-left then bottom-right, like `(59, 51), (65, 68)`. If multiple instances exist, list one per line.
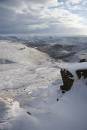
(0, 40), (87, 130)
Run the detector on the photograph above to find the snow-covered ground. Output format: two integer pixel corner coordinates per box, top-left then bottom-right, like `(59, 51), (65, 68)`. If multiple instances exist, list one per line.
(0, 40), (87, 130)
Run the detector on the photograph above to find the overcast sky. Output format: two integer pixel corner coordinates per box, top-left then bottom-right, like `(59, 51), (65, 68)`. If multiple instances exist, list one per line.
(0, 0), (87, 36)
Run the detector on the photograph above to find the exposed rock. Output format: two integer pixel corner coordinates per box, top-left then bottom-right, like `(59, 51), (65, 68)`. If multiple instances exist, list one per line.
(19, 47), (25, 50)
(27, 112), (32, 115)
(76, 69), (87, 79)
(60, 66), (87, 92)
(79, 59), (87, 62)
(60, 69), (74, 92)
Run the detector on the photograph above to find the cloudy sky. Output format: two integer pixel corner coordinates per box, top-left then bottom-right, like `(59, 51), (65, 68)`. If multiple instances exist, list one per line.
(0, 0), (87, 36)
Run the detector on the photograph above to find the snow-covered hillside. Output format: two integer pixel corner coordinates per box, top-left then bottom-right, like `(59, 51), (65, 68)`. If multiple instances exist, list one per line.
(0, 40), (87, 130)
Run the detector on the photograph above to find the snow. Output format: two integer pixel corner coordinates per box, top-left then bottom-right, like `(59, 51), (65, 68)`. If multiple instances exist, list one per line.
(62, 62), (87, 71)
(58, 62), (87, 79)
(0, 40), (87, 130)
(2, 80), (87, 130)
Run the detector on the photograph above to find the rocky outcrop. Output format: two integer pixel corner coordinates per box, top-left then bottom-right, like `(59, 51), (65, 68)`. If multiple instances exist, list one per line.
(60, 69), (74, 93)
(79, 59), (87, 63)
(60, 67), (87, 93)
(76, 69), (87, 79)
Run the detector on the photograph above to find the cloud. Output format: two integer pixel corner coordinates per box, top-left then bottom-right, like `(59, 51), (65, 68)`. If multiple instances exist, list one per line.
(0, 0), (87, 35)
(58, 0), (82, 5)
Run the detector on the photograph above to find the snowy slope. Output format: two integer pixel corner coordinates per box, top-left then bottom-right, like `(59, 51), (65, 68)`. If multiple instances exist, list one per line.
(0, 40), (87, 130)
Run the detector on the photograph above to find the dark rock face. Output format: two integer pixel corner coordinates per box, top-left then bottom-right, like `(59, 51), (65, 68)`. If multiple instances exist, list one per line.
(60, 68), (87, 92)
(60, 69), (74, 92)
(79, 59), (87, 63)
(76, 69), (87, 79)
